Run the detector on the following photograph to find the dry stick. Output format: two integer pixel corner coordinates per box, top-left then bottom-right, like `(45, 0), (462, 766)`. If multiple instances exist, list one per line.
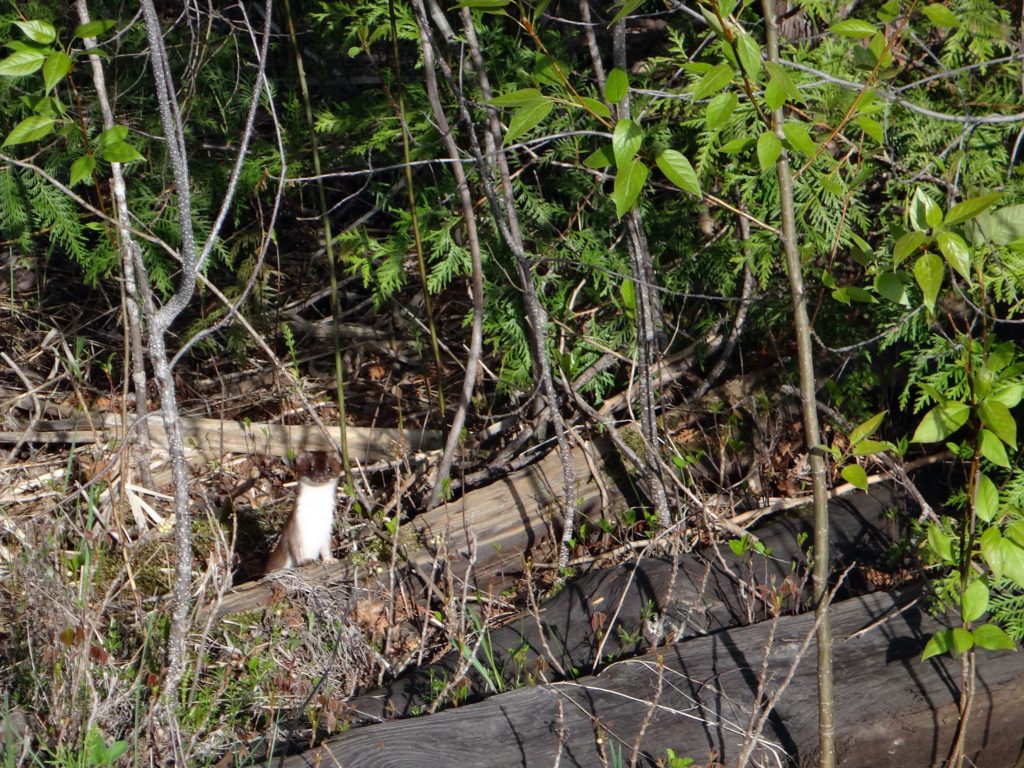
(76, 0), (153, 490)
(415, 5), (578, 571)
(409, 3), (485, 513)
(761, 1), (834, 765)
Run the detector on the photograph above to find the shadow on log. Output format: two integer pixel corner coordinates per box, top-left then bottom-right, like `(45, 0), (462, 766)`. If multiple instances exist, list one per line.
(280, 587), (1024, 767)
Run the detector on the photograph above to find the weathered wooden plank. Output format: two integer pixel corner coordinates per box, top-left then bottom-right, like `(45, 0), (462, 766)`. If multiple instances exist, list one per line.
(0, 414), (442, 463)
(281, 588), (1024, 768)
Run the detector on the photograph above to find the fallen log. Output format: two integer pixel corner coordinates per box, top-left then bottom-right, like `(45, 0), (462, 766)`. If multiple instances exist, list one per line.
(282, 588), (1024, 768)
(345, 484), (910, 723)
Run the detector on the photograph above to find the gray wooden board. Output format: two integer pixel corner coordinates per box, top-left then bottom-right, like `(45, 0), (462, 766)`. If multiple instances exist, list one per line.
(278, 588), (1024, 767)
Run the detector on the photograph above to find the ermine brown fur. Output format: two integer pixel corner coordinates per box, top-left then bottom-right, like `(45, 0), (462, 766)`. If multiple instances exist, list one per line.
(264, 451), (342, 573)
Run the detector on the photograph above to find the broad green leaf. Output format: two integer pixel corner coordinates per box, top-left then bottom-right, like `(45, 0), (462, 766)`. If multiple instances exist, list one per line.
(937, 230), (972, 282)
(831, 19), (877, 37)
(612, 158), (648, 219)
(922, 628), (952, 659)
(979, 399), (1016, 448)
(764, 76), (785, 110)
(841, 464), (868, 492)
(576, 96), (611, 119)
(966, 204), (1024, 247)
(42, 51), (71, 94)
(0, 50), (46, 77)
(913, 251), (944, 312)
(655, 149), (701, 197)
(927, 523), (954, 562)
(836, 285), (876, 304)
(604, 68), (628, 104)
(972, 623), (1016, 651)
(893, 231), (926, 265)
(782, 121), (816, 156)
(99, 124), (130, 146)
(764, 61), (801, 103)
(991, 383), (1024, 409)
(853, 439), (895, 456)
(850, 411), (886, 445)
(2, 115), (54, 146)
(612, 119), (643, 170)
(922, 3), (959, 27)
(101, 140), (144, 163)
(691, 61), (734, 100)
(756, 131), (782, 170)
(1003, 536), (1024, 588)
(875, 271), (909, 305)
(910, 188), (943, 231)
(945, 192), (1001, 226)
(911, 400), (969, 443)
(620, 278), (636, 317)
(488, 88), (544, 107)
(1007, 521), (1024, 548)
(962, 579), (989, 623)
(735, 32), (762, 80)
(610, 0), (646, 25)
(583, 144), (615, 168)
(503, 99), (552, 145)
(857, 116), (884, 145)
(974, 472), (999, 523)
(73, 19), (117, 40)
(980, 428), (1011, 468)
(14, 19), (57, 45)
(706, 91), (738, 128)
(720, 136), (753, 154)
(70, 155), (95, 186)
(455, 0), (509, 8)
(981, 527), (1004, 579)
(952, 627), (974, 654)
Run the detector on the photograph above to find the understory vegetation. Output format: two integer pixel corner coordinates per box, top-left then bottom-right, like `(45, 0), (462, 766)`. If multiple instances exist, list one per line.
(1, 0), (1024, 765)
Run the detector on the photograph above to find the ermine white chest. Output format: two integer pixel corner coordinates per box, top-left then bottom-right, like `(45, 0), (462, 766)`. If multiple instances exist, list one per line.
(290, 479), (338, 562)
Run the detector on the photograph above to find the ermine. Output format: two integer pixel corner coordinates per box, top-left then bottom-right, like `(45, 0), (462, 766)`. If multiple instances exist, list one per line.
(264, 451), (342, 573)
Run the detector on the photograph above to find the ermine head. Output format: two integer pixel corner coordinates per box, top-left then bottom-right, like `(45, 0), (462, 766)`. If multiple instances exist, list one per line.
(295, 451), (342, 485)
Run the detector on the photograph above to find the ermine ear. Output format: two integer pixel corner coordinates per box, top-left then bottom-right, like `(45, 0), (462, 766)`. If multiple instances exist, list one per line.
(295, 452), (314, 475)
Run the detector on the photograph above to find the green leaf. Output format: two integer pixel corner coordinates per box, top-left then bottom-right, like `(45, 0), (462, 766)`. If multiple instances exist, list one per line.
(979, 399), (1016, 448)
(101, 140), (144, 163)
(691, 61), (734, 100)
(927, 522), (954, 562)
(841, 464), (868, 492)
(875, 271), (909, 305)
(1002, 535), (1024, 588)
(952, 627), (975, 654)
(576, 96), (611, 119)
(0, 50), (46, 77)
(609, 0), (646, 25)
(911, 400), (969, 443)
(893, 231), (926, 265)
(972, 623), (1016, 651)
(756, 131), (782, 170)
(831, 19), (877, 37)
(966, 204), (1024, 246)
(488, 88), (544, 107)
(604, 68), (628, 104)
(911, 188), (943, 231)
(2, 115), (55, 147)
(73, 19), (118, 39)
(612, 119), (643, 170)
(853, 439), (895, 456)
(850, 411), (886, 445)
(583, 144), (615, 168)
(922, 3), (959, 27)
(655, 149), (701, 197)
(979, 428), (1011, 468)
(782, 121), (816, 156)
(612, 158), (648, 219)
(735, 32), (762, 80)
(945, 192), (1001, 226)
(99, 124), (130, 146)
(14, 19), (57, 45)
(962, 579), (989, 623)
(922, 628), (952, 659)
(937, 230), (972, 282)
(620, 278), (636, 316)
(981, 527), (1004, 579)
(719, 136), (753, 154)
(764, 61), (801, 103)
(991, 383), (1024, 409)
(70, 155), (95, 187)
(913, 251), (944, 312)
(503, 99), (553, 145)
(856, 116), (884, 145)
(705, 91), (738, 128)
(974, 472), (999, 523)
(455, 0), (510, 8)
(42, 51), (71, 94)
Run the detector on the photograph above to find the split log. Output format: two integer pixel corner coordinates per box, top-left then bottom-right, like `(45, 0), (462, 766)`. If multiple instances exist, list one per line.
(282, 588), (1024, 768)
(345, 484), (910, 723)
